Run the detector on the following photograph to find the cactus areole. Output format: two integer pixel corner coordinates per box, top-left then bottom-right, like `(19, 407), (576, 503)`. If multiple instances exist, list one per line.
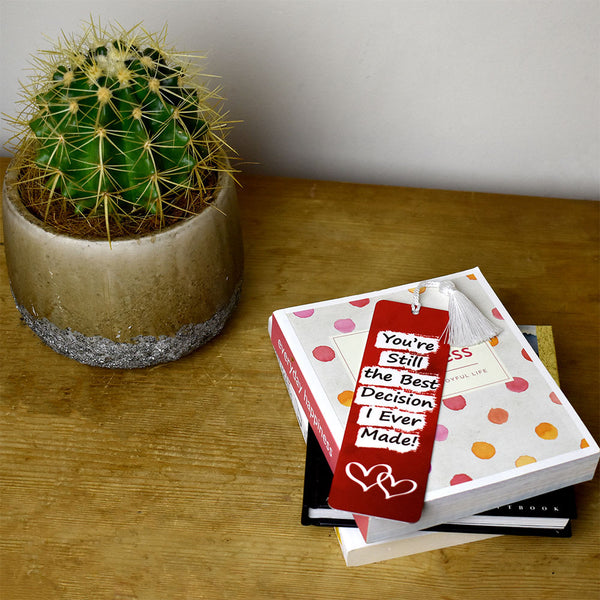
(3, 23), (243, 367)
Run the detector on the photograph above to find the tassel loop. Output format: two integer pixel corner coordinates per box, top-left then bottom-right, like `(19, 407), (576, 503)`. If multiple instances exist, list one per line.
(411, 280), (501, 347)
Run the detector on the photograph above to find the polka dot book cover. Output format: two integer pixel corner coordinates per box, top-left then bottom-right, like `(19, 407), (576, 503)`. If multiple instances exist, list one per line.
(268, 267), (599, 544)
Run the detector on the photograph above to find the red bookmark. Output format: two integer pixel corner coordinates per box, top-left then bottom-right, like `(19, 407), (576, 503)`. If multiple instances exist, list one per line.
(328, 300), (450, 523)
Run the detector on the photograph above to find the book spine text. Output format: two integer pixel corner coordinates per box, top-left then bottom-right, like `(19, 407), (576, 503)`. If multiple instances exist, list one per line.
(269, 315), (340, 469)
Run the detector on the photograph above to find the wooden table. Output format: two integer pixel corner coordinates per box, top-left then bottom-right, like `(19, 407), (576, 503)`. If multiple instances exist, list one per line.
(1, 156), (598, 599)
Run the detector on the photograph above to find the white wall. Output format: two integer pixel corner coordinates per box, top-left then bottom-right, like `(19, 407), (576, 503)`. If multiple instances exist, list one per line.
(1, 0), (598, 199)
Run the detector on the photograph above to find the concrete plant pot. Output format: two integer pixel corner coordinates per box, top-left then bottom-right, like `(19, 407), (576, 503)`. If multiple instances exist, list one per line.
(2, 162), (243, 368)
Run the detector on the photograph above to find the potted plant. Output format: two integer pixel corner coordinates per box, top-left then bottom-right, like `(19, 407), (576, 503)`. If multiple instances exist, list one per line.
(2, 21), (243, 368)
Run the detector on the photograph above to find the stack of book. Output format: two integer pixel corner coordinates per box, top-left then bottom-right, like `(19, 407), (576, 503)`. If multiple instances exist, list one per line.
(268, 268), (599, 566)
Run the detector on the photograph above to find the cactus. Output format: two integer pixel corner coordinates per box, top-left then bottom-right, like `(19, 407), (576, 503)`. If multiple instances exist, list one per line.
(8, 21), (234, 237)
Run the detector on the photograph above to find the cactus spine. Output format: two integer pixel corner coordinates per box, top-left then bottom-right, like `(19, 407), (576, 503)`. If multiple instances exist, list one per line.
(9, 22), (233, 236)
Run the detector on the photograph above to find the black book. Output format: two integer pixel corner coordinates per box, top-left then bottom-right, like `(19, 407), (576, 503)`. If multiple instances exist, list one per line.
(302, 426), (576, 537)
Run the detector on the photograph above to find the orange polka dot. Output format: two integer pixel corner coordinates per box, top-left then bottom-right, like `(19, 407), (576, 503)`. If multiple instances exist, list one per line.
(581, 439), (589, 449)
(337, 390), (354, 407)
(535, 422), (558, 440)
(515, 455), (537, 467)
(488, 408), (509, 424)
(467, 274), (477, 280)
(489, 336), (499, 346)
(472, 441), (496, 459)
(408, 286), (427, 294)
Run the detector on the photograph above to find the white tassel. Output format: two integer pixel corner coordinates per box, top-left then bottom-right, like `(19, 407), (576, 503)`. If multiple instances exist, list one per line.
(412, 280), (502, 347)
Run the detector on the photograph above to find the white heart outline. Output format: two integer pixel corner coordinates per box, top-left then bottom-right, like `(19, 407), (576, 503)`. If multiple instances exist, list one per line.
(345, 462), (392, 492)
(376, 470), (418, 499)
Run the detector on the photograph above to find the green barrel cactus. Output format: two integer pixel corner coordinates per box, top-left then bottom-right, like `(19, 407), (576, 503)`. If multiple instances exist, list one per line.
(9, 22), (234, 236)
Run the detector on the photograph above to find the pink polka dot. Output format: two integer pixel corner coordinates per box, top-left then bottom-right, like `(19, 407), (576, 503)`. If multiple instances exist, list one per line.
(435, 424), (449, 441)
(312, 345), (335, 362)
(506, 377), (529, 393)
(350, 299), (370, 308)
(488, 407), (509, 424)
(521, 348), (532, 361)
(491, 308), (503, 320)
(443, 395), (466, 411)
(293, 309), (314, 318)
(334, 318), (356, 333)
(450, 474), (473, 486)
(550, 392), (562, 405)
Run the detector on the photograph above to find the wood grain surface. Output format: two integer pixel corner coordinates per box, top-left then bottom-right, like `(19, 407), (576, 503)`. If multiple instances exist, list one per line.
(1, 157), (598, 599)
